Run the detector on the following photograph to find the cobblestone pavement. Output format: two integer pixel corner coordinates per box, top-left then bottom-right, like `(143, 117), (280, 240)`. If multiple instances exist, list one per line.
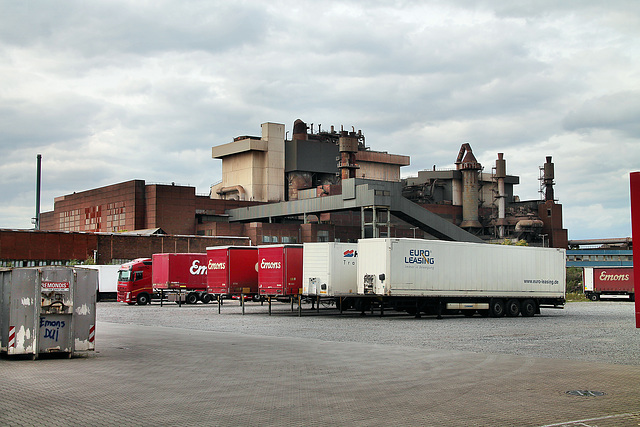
(1, 301), (639, 426)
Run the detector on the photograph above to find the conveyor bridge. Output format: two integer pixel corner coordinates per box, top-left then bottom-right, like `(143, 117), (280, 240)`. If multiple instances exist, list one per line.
(226, 179), (483, 243)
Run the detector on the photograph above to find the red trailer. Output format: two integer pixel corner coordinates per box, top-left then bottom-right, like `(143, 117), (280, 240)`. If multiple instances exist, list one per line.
(258, 245), (303, 297)
(152, 253), (211, 304)
(206, 246), (259, 299)
(583, 267), (635, 301)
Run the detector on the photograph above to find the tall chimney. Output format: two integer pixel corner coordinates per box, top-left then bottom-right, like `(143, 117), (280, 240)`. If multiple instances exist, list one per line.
(543, 156), (555, 201)
(35, 154), (42, 230)
(456, 143), (482, 229)
(496, 153), (507, 238)
(338, 130), (359, 180)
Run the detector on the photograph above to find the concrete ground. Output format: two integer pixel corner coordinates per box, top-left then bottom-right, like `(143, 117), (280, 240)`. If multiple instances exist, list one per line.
(1, 304), (639, 426)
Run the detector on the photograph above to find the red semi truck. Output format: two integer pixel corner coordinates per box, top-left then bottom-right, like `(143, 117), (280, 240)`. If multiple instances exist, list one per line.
(583, 267), (635, 301)
(258, 245), (303, 298)
(117, 253), (211, 305)
(206, 246), (259, 300)
(117, 258), (153, 305)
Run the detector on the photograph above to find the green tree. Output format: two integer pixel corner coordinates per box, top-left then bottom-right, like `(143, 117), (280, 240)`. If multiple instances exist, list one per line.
(566, 267), (582, 293)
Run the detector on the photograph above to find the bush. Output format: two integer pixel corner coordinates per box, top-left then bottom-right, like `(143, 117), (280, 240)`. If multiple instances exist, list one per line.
(566, 267), (582, 294)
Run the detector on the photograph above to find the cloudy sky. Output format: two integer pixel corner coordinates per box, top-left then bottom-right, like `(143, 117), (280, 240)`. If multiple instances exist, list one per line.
(1, 0), (638, 240)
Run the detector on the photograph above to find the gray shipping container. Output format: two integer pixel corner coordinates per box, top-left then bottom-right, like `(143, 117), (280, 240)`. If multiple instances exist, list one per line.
(0, 266), (97, 359)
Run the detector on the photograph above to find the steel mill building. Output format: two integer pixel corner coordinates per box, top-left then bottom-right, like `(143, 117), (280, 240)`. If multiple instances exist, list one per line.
(1, 119), (568, 266)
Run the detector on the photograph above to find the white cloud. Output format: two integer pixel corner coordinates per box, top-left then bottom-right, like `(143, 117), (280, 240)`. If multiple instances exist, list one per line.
(0, 0), (638, 239)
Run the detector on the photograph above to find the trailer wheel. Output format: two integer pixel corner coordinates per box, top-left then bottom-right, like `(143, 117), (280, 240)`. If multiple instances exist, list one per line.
(506, 299), (520, 317)
(186, 292), (199, 304)
(201, 293), (212, 304)
(489, 299), (505, 317)
(137, 293), (150, 306)
(521, 299), (536, 317)
(590, 294), (599, 301)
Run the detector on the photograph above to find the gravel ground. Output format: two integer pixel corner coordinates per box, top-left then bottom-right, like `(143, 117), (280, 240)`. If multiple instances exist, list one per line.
(97, 300), (640, 366)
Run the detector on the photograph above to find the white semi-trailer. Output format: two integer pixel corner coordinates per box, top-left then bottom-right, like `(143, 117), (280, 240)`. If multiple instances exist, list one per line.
(355, 238), (565, 317)
(77, 264), (120, 301)
(302, 242), (358, 297)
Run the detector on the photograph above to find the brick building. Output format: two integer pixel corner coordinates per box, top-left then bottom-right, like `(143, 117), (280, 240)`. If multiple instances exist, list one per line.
(40, 180), (262, 236)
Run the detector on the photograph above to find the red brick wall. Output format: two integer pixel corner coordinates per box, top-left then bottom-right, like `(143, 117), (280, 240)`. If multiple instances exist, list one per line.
(40, 180), (146, 233)
(538, 201), (569, 249)
(0, 230), (97, 263)
(0, 229), (249, 265)
(95, 234), (249, 263)
(145, 185), (196, 235)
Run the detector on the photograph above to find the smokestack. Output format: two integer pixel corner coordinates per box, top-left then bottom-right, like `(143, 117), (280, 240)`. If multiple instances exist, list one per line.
(496, 153), (507, 238)
(338, 130), (359, 180)
(543, 156), (555, 201)
(456, 143), (482, 229)
(35, 154), (42, 230)
(292, 119), (308, 141)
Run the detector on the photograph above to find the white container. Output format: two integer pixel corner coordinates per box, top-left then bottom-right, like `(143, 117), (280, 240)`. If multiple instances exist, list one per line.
(303, 242), (358, 296)
(77, 264), (120, 298)
(357, 238), (565, 299)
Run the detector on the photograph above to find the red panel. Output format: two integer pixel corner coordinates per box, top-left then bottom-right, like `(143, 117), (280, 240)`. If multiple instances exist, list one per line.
(228, 247), (258, 294)
(593, 268), (634, 293)
(284, 246), (303, 296)
(257, 245), (303, 296)
(206, 247), (258, 295)
(258, 246), (285, 296)
(630, 172), (640, 328)
(152, 253), (207, 290)
(207, 247), (230, 294)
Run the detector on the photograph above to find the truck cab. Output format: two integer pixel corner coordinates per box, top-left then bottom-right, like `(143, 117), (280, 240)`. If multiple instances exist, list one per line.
(117, 258), (153, 305)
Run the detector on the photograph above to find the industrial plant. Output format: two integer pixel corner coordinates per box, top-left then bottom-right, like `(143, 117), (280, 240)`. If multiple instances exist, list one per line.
(1, 118), (568, 267)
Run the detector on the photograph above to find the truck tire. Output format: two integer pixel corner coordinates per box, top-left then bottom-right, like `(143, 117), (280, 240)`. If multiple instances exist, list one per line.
(186, 292), (199, 304)
(506, 299), (520, 317)
(489, 299), (505, 318)
(201, 293), (212, 304)
(137, 293), (150, 306)
(590, 294), (599, 301)
(521, 299), (536, 317)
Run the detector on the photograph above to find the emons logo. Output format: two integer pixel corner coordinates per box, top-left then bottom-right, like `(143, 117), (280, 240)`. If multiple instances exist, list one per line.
(599, 271), (630, 281)
(261, 259), (282, 269)
(405, 249), (435, 265)
(207, 260), (226, 270)
(190, 260), (208, 275)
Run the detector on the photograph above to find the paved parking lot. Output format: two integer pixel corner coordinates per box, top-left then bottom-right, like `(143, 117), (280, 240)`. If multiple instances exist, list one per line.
(1, 301), (639, 426)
